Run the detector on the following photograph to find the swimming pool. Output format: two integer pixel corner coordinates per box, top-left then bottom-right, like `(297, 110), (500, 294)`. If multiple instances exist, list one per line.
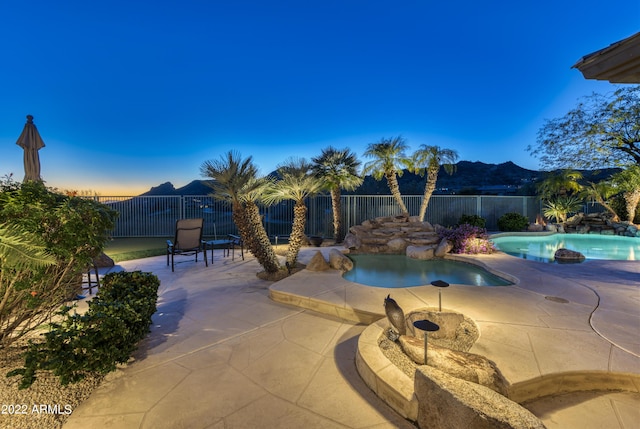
(343, 254), (513, 287)
(491, 233), (640, 262)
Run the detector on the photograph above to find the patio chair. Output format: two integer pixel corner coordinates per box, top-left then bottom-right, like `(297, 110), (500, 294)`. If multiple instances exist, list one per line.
(167, 218), (207, 272)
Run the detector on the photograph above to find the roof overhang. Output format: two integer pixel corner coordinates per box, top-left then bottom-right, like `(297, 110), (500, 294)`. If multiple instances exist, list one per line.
(572, 32), (640, 83)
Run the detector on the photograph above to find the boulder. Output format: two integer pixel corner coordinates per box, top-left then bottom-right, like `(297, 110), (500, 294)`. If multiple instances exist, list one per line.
(576, 225), (590, 234)
(406, 245), (435, 260)
(565, 213), (584, 226)
(554, 248), (585, 263)
(414, 366), (545, 429)
(435, 238), (453, 257)
(527, 223), (544, 232)
(361, 219), (375, 229)
(306, 251), (330, 271)
(328, 249), (354, 271)
(342, 233), (361, 250)
(399, 336), (508, 395)
(93, 252), (115, 268)
(387, 237), (408, 253)
(407, 311), (465, 342)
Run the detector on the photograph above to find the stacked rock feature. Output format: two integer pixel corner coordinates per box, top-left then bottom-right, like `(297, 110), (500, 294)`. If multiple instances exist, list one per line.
(343, 215), (450, 259)
(535, 212), (640, 237)
(563, 212), (640, 236)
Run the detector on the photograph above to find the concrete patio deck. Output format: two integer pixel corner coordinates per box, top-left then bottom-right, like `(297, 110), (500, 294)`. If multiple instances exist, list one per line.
(63, 246), (640, 428)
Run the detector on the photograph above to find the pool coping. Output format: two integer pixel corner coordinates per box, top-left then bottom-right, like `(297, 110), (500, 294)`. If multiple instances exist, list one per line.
(343, 253), (518, 287)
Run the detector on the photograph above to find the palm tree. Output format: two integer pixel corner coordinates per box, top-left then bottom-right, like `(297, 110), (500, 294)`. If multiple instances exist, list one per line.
(263, 158), (323, 268)
(200, 151), (280, 273)
(362, 136), (412, 216)
(584, 181), (620, 222)
(312, 147), (362, 243)
(543, 195), (584, 223)
(536, 169), (584, 199)
(412, 145), (458, 221)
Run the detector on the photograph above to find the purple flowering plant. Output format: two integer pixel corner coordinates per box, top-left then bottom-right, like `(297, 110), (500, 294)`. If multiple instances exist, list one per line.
(437, 223), (496, 254)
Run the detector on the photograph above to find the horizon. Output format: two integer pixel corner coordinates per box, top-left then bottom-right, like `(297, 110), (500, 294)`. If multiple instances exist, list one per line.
(1, 1), (638, 195)
(135, 159), (620, 197)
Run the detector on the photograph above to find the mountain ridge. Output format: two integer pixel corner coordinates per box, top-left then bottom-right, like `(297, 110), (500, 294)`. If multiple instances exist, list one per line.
(139, 161), (618, 197)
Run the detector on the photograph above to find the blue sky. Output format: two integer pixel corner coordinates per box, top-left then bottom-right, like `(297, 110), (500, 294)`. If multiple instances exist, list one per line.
(1, 1), (638, 195)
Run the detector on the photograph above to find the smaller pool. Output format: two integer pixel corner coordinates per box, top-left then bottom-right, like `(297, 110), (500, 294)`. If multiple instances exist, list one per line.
(491, 233), (639, 262)
(343, 255), (512, 288)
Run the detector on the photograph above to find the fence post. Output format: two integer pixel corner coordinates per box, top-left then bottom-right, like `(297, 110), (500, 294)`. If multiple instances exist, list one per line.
(476, 196), (482, 217)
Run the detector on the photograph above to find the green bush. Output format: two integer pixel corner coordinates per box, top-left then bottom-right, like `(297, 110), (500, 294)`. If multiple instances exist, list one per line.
(497, 212), (529, 232)
(0, 179), (117, 347)
(458, 214), (486, 228)
(8, 271), (160, 389)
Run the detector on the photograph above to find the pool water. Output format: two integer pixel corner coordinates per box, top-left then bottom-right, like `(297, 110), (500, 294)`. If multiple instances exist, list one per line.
(343, 254), (512, 287)
(491, 234), (639, 262)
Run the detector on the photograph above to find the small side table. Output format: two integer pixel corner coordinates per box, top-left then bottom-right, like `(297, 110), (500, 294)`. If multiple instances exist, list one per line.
(202, 239), (233, 264)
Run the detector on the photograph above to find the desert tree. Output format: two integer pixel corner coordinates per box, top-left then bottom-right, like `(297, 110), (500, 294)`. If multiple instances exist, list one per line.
(311, 147), (362, 242)
(528, 86), (640, 170)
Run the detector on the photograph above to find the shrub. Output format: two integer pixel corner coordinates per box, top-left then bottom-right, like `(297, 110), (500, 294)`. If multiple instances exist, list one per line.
(437, 224), (496, 254)
(458, 214), (486, 228)
(7, 271), (160, 388)
(0, 179), (117, 347)
(543, 196), (583, 223)
(497, 212), (529, 232)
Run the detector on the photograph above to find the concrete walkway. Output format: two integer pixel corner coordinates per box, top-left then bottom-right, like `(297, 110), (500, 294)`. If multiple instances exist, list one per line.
(63, 247), (640, 428)
(63, 251), (414, 429)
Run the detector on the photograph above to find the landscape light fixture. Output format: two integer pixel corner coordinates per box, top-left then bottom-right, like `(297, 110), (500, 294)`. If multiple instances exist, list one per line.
(413, 319), (440, 365)
(431, 279), (450, 311)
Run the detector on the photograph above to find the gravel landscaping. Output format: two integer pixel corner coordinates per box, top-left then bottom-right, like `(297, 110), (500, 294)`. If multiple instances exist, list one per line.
(0, 339), (103, 429)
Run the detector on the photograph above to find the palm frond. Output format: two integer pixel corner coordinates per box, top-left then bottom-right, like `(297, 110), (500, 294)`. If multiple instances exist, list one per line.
(0, 223), (56, 270)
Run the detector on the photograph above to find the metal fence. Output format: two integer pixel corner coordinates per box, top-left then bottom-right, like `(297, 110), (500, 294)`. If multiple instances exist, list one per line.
(94, 195), (550, 238)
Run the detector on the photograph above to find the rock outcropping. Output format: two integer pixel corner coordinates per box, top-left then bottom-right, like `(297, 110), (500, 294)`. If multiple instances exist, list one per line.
(553, 212), (639, 237)
(415, 366), (545, 429)
(343, 215), (448, 260)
